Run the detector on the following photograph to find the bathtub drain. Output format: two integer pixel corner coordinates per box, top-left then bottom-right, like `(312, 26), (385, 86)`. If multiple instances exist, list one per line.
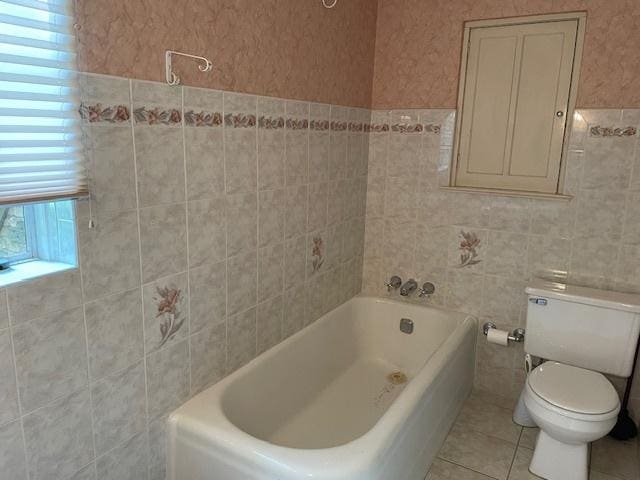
(387, 371), (408, 385)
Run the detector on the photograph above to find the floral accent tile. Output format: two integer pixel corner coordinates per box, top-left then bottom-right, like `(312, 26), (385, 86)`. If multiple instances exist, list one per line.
(391, 123), (424, 133)
(366, 123), (390, 133)
(79, 103), (130, 123)
(458, 230), (481, 268)
(424, 123), (441, 134)
(348, 122), (364, 132)
(311, 235), (324, 273)
(286, 118), (309, 130)
(133, 107), (182, 125)
(184, 110), (222, 127)
(310, 119), (330, 131)
(589, 125), (637, 137)
(154, 283), (187, 349)
(224, 113), (256, 128)
(258, 116), (285, 129)
(330, 121), (348, 132)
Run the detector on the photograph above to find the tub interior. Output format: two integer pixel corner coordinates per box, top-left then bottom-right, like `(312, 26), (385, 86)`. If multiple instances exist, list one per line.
(220, 298), (461, 449)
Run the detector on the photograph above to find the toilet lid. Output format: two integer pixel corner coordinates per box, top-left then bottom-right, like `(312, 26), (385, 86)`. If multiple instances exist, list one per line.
(528, 362), (619, 415)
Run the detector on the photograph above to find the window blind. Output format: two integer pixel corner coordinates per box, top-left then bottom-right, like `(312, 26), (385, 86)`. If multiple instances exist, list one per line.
(0, 0), (86, 205)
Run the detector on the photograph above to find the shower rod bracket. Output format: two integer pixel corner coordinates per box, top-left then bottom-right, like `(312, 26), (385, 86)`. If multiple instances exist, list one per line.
(165, 50), (213, 86)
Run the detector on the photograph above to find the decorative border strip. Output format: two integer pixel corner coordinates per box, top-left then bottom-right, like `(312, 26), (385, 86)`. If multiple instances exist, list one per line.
(184, 110), (223, 127)
(258, 116), (285, 129)
(366, 123), (390, 133)
(224, 113), (256, 128)
(78, 104), (444, 136)
(310, 119), (330, 131)
(590, 125), (637, 137)
(286, 118), (309, 130)
(330, 121), (348, 132)
(134, 107), (182, 125)
(391, 123), (423, 133)
(79, 103), (130, 123)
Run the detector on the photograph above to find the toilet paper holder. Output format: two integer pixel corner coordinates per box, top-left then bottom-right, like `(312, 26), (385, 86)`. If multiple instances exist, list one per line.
(482, 322), (526, 343)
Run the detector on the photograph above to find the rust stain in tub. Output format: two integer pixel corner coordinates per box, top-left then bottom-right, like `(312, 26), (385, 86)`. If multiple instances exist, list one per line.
(387, 371), (408, 385)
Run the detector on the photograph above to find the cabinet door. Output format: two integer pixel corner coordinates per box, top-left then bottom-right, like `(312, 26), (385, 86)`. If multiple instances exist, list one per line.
(455, 20), (578, 193)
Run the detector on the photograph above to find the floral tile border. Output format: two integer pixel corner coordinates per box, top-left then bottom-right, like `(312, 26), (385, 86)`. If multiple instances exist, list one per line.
(78, 103), (444, 135)
(134, 106), (182, 126)
(184, 110), (223, 127)
(330, 121), (348, 132)
(286, 118), (309, 130)
(258, 116), (285, 129)
(366, 123), (390, 133)
(310, 119), (330, 131)
(391, 123), (424, 133)
(424, 123), (441, 134)
(224, 113), (257, 128)
(589, 125), (637, 137)
(78, 103), (130, 124)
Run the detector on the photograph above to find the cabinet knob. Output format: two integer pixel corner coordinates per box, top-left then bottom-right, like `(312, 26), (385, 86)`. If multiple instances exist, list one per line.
(556, 111), (564, 117)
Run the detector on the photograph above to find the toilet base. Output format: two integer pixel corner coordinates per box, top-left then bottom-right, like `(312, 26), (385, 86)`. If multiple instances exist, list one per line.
(530, 430), (588, 480)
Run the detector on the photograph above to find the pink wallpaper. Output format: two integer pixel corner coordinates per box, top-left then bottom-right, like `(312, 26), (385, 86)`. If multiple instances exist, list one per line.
(75, 0), (378, 108)
(372, 0), (640, 109)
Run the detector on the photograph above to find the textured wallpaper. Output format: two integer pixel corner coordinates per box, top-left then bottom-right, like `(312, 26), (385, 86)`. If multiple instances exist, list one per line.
(75, 0), (378, 108)
(372, 0), (640, 109)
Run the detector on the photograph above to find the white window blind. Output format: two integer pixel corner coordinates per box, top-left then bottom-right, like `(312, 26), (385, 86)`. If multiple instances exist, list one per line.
(0, 0), (86, 205)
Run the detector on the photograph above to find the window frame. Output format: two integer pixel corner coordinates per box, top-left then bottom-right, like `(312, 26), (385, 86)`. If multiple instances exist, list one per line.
(0, 199), (77, 268)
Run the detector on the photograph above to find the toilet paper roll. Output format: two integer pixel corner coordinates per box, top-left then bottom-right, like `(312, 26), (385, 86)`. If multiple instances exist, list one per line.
(487, 328), (509, 346)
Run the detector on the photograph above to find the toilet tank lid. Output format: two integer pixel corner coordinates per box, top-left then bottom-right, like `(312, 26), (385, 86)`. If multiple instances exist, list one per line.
(526, 279), (640, 313)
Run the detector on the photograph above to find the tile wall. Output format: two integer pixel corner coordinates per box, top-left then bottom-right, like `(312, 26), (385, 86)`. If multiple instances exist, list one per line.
(362, 108), (640, 419)
(0, 73), (369, 480)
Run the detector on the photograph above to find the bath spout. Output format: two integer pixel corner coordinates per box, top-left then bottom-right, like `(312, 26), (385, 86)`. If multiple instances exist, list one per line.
(400, 279), (417, 296)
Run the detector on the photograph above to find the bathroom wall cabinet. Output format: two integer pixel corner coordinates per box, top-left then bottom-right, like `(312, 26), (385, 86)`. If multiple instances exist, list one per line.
(451, 13), (586, 196)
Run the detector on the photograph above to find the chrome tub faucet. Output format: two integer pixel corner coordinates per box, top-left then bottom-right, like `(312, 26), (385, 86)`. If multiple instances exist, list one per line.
(400, 279), (418, 297)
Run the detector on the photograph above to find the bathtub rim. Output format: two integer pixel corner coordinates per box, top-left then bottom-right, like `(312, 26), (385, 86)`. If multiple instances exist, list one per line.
(168, 295), (477, 475)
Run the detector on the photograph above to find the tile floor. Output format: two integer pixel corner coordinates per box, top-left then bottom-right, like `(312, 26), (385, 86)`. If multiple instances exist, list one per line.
(426, 393), (640, 480)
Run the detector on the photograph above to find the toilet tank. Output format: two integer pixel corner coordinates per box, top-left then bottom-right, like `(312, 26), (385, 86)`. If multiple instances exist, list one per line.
(525, 280), (640, 377)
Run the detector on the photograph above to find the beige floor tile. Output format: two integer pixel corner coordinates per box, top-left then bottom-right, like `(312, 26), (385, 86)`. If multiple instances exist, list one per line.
(455, 395), (523, 444)
(507, 447), (541, 480)
(518, 427), (538, 450)
(510, 443), (630, 480)
(591, 436), (639, 480)
(426, 458), (495, 480)
(438, 424), (517, 480)
(589, 471), (627, 480)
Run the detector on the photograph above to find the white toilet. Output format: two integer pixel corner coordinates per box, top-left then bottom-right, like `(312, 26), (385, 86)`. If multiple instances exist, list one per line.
(519, 280), (640, 480)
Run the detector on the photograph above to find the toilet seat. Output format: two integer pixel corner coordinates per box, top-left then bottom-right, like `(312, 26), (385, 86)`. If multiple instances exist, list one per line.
(527, 362), (619, 416)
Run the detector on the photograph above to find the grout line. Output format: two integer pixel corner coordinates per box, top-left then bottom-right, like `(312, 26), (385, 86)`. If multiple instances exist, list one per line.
(6, 294), (31, 480)
(77, 233), (98, 476)
(435, 457), (502, 480)
(128, 78), (152, 480)
(222, 91), (230, 376)
(181, 85), (194, 397)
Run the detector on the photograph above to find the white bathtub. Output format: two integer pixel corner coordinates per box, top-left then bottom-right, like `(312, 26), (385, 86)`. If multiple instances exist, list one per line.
(167, 296), (477, 480)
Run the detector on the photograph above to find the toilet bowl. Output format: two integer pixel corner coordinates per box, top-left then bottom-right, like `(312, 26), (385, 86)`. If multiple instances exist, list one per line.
(523, 362), (620, 480)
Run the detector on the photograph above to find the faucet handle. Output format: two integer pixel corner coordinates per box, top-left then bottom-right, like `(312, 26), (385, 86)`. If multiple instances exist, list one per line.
(418, 282), (435, 297)
(385, 275), (402, 292)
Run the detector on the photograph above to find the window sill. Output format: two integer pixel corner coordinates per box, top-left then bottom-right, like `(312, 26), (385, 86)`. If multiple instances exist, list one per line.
(0, 260), (76, 288)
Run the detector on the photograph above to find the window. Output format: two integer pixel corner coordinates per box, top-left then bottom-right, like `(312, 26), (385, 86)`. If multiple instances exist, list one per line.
(0, 199), (77, 266)
(0, 0), (84, 282)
